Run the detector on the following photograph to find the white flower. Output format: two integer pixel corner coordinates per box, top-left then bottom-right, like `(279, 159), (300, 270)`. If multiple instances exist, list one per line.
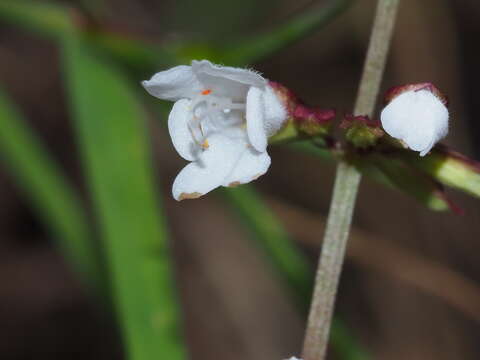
(142, 60), (287, 200)
(380, 88), (449, 156)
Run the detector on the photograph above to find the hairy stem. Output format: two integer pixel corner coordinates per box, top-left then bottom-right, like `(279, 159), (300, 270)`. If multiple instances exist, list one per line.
(354, 0), (401, 117)
(302, 1), (400, 360)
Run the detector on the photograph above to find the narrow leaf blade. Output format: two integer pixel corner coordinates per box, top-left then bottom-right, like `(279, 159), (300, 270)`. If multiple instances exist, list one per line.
(222, 0), (353, 65)
(409, 145), (480, 199)
(62, 37), (185, 360)
(0, 0), (175, 73)
(223, 185), (312, 304)
(364, 154), (451, 211)
(0, 88), (102, 289)
(0, 0), (74, 38)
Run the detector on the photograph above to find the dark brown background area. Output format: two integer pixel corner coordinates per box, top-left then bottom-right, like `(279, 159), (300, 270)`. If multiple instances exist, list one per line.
(1, 0), (480, 359)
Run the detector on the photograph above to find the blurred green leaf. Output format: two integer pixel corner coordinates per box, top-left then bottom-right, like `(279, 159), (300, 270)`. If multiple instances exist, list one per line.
(0, 0), (74, 37)
(287, 140), (335, 160)
(90, 31), (176, 76)
(223, 185), (312, 305)
(167, 41), (225, 64)
(332, 318), (370, 360)
(224, 185), (370, 360)
(0, 88), (103, 290)
(362, 154), (450, 211)
(169, 0), (277, 43)
(222, 0), (354, 65)
(78, 0), (107, 19)
(62, 36), (185, 360)
(408, 147), (480, 199)
(0, 0), (176, 74)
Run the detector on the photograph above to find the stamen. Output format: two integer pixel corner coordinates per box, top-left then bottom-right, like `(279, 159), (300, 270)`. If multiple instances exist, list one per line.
(188, 94), (247, 148)
(187, 123), (201, 145)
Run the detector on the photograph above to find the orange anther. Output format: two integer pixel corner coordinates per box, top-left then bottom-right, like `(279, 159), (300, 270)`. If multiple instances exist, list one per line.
(201, 89), (212, 95)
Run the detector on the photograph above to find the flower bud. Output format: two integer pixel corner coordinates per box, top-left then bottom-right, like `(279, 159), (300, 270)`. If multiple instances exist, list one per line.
(341, 114), (384, 148)
(381, 83), (449, 156)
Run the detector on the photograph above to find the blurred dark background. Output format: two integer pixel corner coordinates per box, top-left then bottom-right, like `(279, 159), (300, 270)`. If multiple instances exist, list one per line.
(1, 0), (480, 359)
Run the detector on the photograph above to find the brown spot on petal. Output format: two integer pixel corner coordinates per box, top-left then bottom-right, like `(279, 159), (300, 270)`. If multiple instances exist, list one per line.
(179, 192), (202, 200)
(228, 174), (264, 188)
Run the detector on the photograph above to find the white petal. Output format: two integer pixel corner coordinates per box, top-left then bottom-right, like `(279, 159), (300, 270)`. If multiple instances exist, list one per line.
(222, 145), (271, 187)
(380, 89), (448, 156)
(192, 60), (266, 87)
(221, 124), (249, 141)
(263, 84), (287, 136)
(419, 138), (435, 157)
(142, 65), (202, 101)
(168, 99), (197, 161)
(192, 60), (266, 101)
(246, 87), (268, 152)
(172, 133), (244, 200)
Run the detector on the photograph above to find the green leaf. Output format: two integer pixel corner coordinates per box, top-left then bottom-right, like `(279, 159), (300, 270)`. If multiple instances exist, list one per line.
(223, 185), (370, 360)
(0, 88), (103, 290)
(408, 146), (480, 199)
(223, 185), (312, 305)
(362, 154), (450, 211)
(222, 0), (354, 65)
(62, 36), (185, 360)
(0, 0), (74, 37)
(90, 31), (177, 75)
(0, 0), (176, 74)
(168, 0), (276, 43)
(286, 140), (335, 161)
(332, 318), (371, 360)
(78, 0), (107, 19)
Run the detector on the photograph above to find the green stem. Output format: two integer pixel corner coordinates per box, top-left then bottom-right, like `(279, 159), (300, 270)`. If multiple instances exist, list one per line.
(302, 1), (400, 360)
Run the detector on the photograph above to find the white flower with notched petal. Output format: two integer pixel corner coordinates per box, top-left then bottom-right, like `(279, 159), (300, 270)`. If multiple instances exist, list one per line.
(380, 83), (449, 157)
(142, 60), (287, 200)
